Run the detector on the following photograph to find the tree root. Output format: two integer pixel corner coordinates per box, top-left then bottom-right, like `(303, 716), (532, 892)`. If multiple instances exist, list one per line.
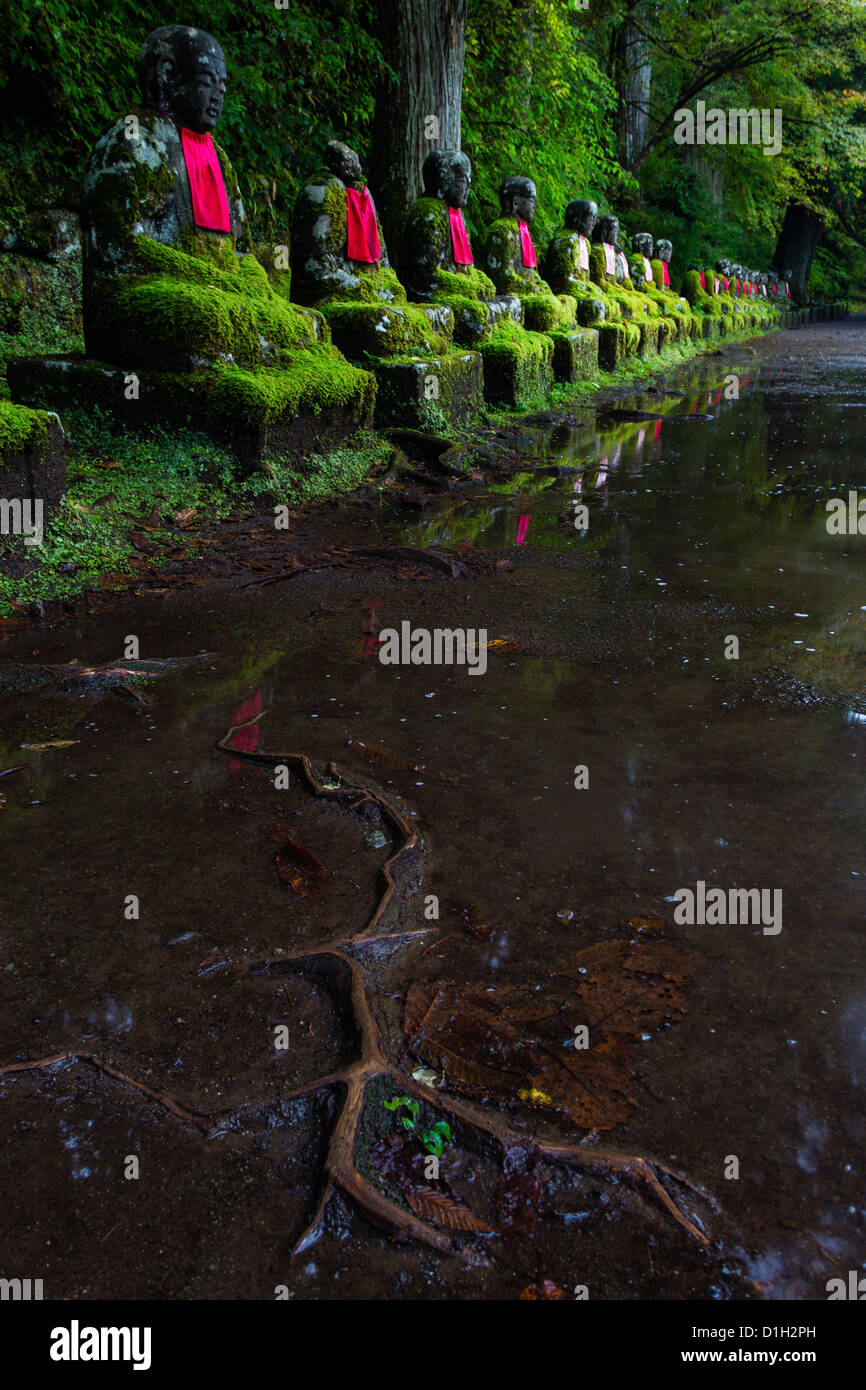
(214, 713), (718, 1253)
(0, 712), (719, 1259)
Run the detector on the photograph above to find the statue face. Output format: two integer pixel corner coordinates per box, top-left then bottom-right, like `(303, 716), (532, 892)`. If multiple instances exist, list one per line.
(716, 258), (731, 275)
(596, 214), (619, 245)
(326, 140), (364, 186)
(443, 158), (471, 208)
(512, 185), (537, 223)
(632, 232), (653, 257)
(565, 200), (597, 236)
(165, 34), (226, 133)
(656, 238), (672, 263)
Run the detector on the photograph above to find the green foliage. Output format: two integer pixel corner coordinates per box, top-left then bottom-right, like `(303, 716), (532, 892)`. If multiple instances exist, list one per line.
(383, 1096), (451, 1156)
(0, 0), (383, 240)
(0, 410), (389, 613)
(463, 0), (622, 245)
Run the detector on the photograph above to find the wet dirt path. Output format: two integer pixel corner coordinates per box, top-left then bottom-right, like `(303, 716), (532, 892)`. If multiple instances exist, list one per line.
(1, 320), (864, 1300)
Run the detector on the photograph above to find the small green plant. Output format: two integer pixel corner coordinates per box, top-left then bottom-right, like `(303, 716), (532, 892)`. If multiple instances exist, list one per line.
(383, 1096), (451, 1157)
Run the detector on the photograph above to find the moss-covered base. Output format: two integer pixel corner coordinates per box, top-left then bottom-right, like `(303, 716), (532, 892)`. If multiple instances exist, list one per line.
(477, 322), (555, 409)
(596, 320), (641, 370)
(636, 319), (661, 359)
(322, 299), (453, 359)
(548, 327), (599, 384)
(7, 352), (375, 473)
(373, 350), (483, 429)
(0, 399), (66, 512)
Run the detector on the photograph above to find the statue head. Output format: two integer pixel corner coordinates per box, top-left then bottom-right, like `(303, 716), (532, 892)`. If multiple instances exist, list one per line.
(716, 257), (732, 275)
(138, 26), (227, 134)
(655, 238), (673, 264)
(324, 140), (364, 187)
(594, 213), (620, 246)
(632, 231), (654, 258)
(499, 176), (537, 222)
(564, 199), (597, 237)
(781, 266), (793, 282)
(422, 150), (472, 209)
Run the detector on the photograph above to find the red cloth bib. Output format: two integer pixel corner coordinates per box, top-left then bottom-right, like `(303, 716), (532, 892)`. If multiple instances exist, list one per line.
(772, 284), (778, 295)
(180, 129), (230, 234)
(661, 261), (670, 286)
(786, 282), (791, 297)
(699, 271), (706, 289)
(578, 234), (590, 271)
(722, 275), (729, 291)
(448, 206), (473, 265)
(346, 187), (381, 263)
(602, 242), (616, 275)
(518, 221), (537, 268)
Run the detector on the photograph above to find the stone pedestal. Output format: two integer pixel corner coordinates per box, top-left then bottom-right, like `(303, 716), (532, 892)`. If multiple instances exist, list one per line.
(548, 327), (598, 383)
(478, 329), (554, 408)
(373, 350), (483, 428)
(7, 354), (375, 473)
(0, 402), (66, 514)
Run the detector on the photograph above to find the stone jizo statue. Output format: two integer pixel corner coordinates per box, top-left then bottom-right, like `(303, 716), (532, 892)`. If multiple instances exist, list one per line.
(291, 139), (453, 357)
(81, 24), (325, 369)
(399, 150), (521, 342)
(479, 175), (577, 330)
(592, 214), (620, 280)
(541, 199), (598, 296)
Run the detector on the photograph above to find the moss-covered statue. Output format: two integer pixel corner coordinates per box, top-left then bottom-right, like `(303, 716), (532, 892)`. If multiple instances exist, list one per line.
(290, 139), (452, 358)
(79, 25), (373, 435)
(478, 177), (577, 331)
(542, 199), (597, 296)
(637, 234), (694, 340)
(589, 214), (621, 287)
(399, 150), (521, 345)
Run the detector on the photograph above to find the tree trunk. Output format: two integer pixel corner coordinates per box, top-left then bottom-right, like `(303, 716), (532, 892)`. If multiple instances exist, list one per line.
(369, 0), (467, 252)
(615, 5), (652, 169)
(773, 202), (821, 302)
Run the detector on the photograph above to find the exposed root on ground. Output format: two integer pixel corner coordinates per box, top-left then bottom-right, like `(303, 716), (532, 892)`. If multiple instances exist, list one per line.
(0, 711), (719, 1257)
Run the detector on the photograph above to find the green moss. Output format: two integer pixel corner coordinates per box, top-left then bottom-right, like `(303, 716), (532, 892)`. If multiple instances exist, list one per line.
(588, 245), (610, 288)
(178, 346), (376, 430)
(0, 409), (390, 614)
(101, 235), (327, 369)
(542, 230), (591, 297)
(433, 263), (497, 300)
(477, 317), (554, 408)
(0, 399), (52, 454)
(323, 297), (451, 359)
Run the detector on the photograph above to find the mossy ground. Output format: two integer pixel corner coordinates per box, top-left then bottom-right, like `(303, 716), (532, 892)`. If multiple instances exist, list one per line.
(0, 408), (390, 614)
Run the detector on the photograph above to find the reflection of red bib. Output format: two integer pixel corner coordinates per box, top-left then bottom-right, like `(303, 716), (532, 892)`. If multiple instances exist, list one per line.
(643, 256), (652, 281)
(661, 261), (670, 286)
(578, 234), (589, 271)
(181, 129), (231, 233)
(518, 221), (537, 268)
(448, 206), (473, 265)
(346, 187), (381, 262)
(602, 242), (615, 275)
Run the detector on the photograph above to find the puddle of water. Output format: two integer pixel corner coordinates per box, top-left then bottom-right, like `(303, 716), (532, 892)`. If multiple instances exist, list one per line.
(1, 335), (865, 1299)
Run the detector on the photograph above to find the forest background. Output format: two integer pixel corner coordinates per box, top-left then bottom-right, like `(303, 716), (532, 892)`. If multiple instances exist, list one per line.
(2, 0), (866, 300)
